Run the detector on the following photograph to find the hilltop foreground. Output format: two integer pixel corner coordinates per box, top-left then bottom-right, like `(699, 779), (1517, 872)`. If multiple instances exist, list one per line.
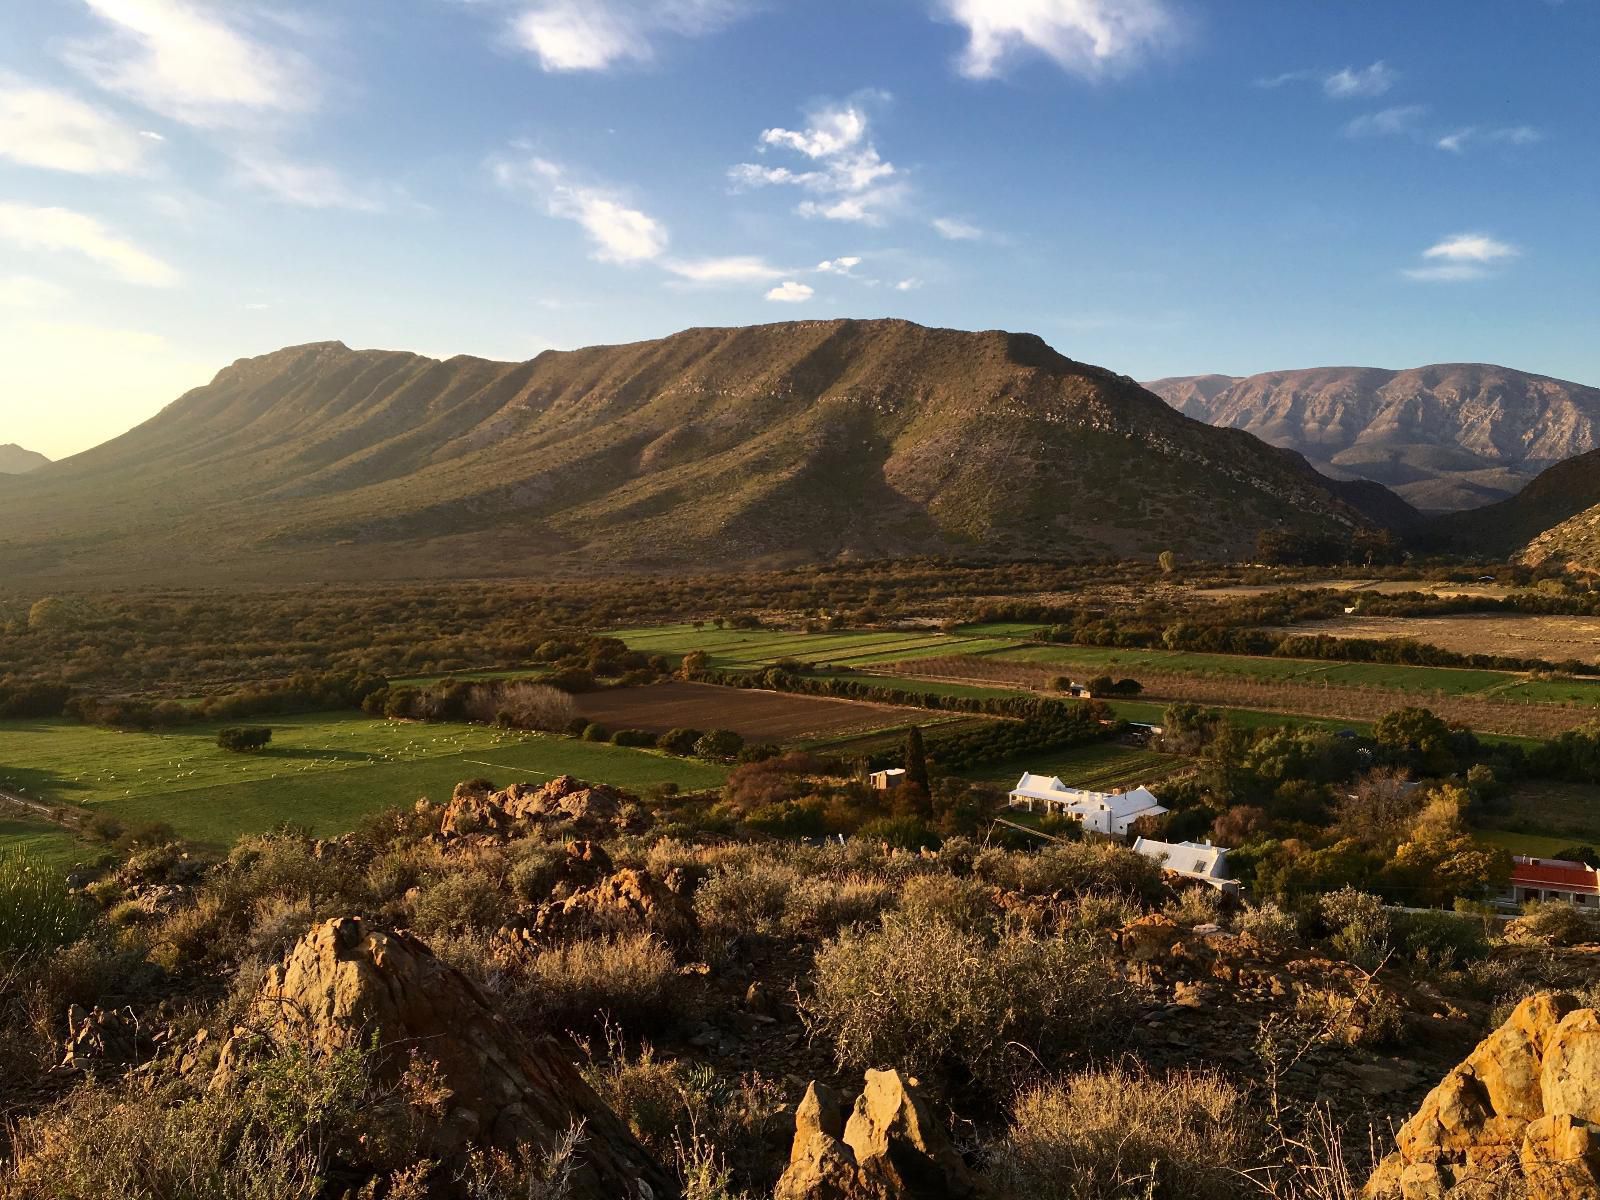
(0, 319), (1405, 585)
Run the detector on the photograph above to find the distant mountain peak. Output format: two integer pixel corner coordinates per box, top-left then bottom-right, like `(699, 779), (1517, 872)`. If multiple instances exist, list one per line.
(0, 443), (50, 474)
(1144, 363), (1600, 512)
(0, 319), (1411, 585)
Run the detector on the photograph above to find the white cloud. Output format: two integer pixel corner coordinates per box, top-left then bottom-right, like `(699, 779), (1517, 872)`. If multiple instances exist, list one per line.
(65, 0), (314, 129)
(1438, 125), (1543, 153)
(1342, 104), (1426, 138)
(932, 216), (983, 240)
(894, 277), (923, 291)
(1402, 232), (1518, 282)
(509, 0), (749, 72)
(938, 0), (1178, 80)
(495, 154), (667, 264)
(0, 202), (178, 286)
(663, 255), (785, 283)
(731, 96), (907, 225)
(0, 75), (149, 173)
(816, 256), (862, 274)
(229, 150), (388, 212)
(765, 280), (813, 302)
(1422, 232), (1518, 263)
(1323, 61), (1396, 99)
(0, 275), (69, 308)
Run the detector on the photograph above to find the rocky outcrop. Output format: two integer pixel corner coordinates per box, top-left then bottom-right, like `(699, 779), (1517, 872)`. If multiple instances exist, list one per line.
(1365, 992), (1600, 1199)
(440, 775), (625, 838)
(536, 867), (697, 946)
(248, 916), (677, 1200)
(775, 1069), (981, 1200)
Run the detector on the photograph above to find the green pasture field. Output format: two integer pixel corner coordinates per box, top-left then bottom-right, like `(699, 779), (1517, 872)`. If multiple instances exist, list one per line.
(0, 713), (726, 849)
(1496, 678), (1600, 706)
(610, 625), (1020, 669)
(989, 644), (1530, 697)
(387, 667), (548, 688)
(809, 673), (1035, 701)
(962, 742), (1178, 790)
(1474, 830), (1582, 859)
(1474, 781), (1600, 848)
(0, 816), (88, 871)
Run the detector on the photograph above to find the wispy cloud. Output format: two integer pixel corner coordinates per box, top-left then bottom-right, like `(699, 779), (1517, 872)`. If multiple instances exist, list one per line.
(894, 277), (923, 291)
(730, 94), (908, 225)
(0, 202), (179, 287)
(816, 256), (862, 274)
(229, 150), (389, 212)
(0, 74), (150, 173)
(1323, 61), (1396, 99)
(765, 280), (814, 302)
(65, 0), (315, 129)
(937, 0), (1179, 80)
(1437, 124), (1544, 153)
(1402, 232), (1519, 282)
(1342, 104), (1427, 138)
(663, 255), (785, 283)
(508, 0), (750, 72)
(494, 154), (668, 263)
(932, 216), (984, 240)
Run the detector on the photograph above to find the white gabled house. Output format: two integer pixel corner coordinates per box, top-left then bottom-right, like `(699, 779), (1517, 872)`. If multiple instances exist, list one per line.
(1007, 772), (1168, 838)
(1132, 837), (1240, 894)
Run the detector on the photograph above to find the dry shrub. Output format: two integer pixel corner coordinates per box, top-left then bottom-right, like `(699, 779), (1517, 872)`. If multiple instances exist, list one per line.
(693, 859), (802, 940)
(485, 933), (683, 1034)
(896, 873), (995, 933)
(584, 1038), (785, 1199)
(1504, 900), (1597, 947)
(493, 683), (577, 732)
(1164, 886), (1223, 927)
(803, 912), (1129, 1093)
(780, 874), (894, 936)
(985, 1066), (1265, 1200)
(408, 869), (511, 940)
(1237, 901), (1301, 955)
(1295, 984), (1404, 1048)
(974, 842), (1164, 901)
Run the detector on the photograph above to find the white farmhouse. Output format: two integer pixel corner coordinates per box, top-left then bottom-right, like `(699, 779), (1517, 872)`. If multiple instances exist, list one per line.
(1007, 772), (1167, 838)
(1132, 837), (1239, 893)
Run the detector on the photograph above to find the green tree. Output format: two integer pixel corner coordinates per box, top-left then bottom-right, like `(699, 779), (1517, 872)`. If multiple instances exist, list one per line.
(904, 725), (930, 793)
(217, 726), (272, 753)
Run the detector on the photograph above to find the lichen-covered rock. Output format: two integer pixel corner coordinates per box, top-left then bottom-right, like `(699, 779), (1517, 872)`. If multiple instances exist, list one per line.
(439, 775), (627, 838)
(1366, 992), (1591, 1198)
(536, 867), (697, 945)
(249, 916), (676, 1200)
(776, 1070), (982, 1200)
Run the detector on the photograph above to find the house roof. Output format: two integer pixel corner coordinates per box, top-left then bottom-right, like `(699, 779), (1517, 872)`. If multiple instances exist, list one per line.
(1512, 856), (1600, 894)
(1008, 775), (1165, 819)
(1133, 837), (1231, 878)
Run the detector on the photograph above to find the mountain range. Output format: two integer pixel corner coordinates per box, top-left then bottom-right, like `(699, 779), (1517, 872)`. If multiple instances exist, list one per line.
(0, 319), (1408, 586)
(1144, 364), (1600, 512)
(1425, 447), (1600, 572)
(0, 444), (49, 474)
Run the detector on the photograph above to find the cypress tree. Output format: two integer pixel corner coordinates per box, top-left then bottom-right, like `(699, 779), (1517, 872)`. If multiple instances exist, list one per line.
(904, 725), (930, 793)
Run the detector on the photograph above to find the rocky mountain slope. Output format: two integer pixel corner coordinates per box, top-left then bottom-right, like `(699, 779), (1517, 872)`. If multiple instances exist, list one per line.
(0, 443), (49, 474)
(0, 319), (1412, 584)
(1144, 364), (1600, 511)
(1424, 447), (1600, 567)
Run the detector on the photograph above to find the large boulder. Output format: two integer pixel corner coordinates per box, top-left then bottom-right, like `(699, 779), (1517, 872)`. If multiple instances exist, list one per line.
(1365, 992), (1600, 1199)
(536, 867), (697, 946)
(439, 775), (626, 838)
(250, 916), (677, 1200)
(775, 1069), (982, 1200)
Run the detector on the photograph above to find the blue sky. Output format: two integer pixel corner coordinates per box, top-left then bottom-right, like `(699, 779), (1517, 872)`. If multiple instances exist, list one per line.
(2, 0), (1596, 458)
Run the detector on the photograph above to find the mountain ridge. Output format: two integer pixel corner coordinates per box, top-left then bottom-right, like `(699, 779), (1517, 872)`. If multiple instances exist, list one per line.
(0, 319), (1413, 585)
(0, 443), (50, 474)
(1144, 363), (1600, 512)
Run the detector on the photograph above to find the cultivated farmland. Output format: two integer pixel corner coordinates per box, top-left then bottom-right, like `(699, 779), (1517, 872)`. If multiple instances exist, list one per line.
(1261, 614), (1600, 666)
(573, 680), (934, 742)
(0, 713), (726, 849)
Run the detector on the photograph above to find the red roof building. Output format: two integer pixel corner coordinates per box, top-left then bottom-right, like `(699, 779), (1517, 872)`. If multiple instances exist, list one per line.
(1506, 856), (1600, 907)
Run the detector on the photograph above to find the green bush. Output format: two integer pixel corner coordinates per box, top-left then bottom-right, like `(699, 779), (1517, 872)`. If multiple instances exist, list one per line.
(1393, 910), (1491, 968)
(580, 723), (609, 743)
(0, 850), (91, 968)
(855, 816), (940, 852)
(693, 729), (744, 760)
(659, 727), (703, 756)
(217, 726), (273, 753)
(610, 728), (658, 748)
